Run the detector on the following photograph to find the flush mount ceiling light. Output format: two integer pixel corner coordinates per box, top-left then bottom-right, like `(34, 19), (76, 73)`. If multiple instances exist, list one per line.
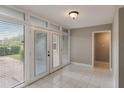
(69, 11), (79, 20)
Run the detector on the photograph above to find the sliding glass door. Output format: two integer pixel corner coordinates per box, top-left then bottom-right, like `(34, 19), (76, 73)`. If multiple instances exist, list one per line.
(0, 21), (24, 88)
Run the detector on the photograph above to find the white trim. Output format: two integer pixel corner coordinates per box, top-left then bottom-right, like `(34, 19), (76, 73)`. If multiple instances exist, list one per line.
(71, 62), (92, 68)
(68, 29), (71, 64)
(30, 28), (50, 83)
(12, 5), (65, 31)
(92, 30), (112, 70)
(0, 6), (67, 34)
(49, 33), (63, 73)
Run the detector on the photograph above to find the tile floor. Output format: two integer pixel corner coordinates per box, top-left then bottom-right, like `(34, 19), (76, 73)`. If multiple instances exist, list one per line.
(94, 61), (110, 69)
(26, 63), (114, 88)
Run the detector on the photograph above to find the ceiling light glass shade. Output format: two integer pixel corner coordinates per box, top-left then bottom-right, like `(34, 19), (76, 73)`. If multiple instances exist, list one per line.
(69, 11), (79, 20)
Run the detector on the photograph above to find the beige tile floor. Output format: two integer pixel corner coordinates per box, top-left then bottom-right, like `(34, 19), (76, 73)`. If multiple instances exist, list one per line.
(26, 63), (114, 88)
(94, 61), (110, 69)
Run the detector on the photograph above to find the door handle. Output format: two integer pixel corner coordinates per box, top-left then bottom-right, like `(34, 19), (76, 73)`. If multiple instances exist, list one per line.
(48, 51), (50, 56)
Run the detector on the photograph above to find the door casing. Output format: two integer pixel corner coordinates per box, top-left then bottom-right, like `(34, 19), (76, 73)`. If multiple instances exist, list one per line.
(92, 30), (112, 70)
(49, 32), (63, 73)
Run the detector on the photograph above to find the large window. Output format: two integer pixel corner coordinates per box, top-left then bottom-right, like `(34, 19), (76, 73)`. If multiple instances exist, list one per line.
(0, 20), (24, 88)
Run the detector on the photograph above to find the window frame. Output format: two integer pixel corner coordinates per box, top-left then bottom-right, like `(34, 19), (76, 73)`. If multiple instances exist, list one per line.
(0, 6), (26, 88)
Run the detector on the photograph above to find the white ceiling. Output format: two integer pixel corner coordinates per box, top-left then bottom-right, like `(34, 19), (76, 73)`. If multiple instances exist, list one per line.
(16, 5), (116, 29)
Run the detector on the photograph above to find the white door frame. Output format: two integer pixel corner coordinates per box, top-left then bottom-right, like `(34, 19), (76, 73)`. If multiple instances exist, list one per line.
(30, 26), (64, 82)
(92, 30), (112, 70)
(49, 32), (63, 73)
(30, 27), (50, 82)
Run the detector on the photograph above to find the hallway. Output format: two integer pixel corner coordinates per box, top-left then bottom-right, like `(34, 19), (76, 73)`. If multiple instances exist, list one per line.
(26, 63), (114, 88)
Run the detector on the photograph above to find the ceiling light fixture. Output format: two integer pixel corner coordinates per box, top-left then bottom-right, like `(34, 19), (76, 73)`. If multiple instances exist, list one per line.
(69, 11), (79, 20)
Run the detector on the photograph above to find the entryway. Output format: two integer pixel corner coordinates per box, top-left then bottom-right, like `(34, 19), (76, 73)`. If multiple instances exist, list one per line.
(30, 27), (64, 83)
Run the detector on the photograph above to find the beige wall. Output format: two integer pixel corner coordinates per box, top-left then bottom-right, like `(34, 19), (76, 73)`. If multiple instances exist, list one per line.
(112, 6), (124, 88)
(119, 7), (124, 88)
(95, 32), (109, 62)
(70, 24), (112, 65)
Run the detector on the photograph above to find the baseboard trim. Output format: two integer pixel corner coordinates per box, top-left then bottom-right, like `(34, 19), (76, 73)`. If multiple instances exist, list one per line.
(71, 62), (92, 67)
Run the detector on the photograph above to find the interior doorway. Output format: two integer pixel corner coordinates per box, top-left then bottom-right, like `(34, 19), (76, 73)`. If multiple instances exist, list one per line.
(92, 31), (111, 70)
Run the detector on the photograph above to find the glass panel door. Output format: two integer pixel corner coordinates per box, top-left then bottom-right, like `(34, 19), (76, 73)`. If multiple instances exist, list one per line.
(34, 31), (47, 75)
(52, 34), (61, 70)
(30, 29), (49, 82)
(30, 30), (62, 82)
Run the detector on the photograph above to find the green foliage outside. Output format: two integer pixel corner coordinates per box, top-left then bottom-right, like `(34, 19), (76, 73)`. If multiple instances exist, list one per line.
(0, 45), (21, 56)
(0, 36), (24, 62)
